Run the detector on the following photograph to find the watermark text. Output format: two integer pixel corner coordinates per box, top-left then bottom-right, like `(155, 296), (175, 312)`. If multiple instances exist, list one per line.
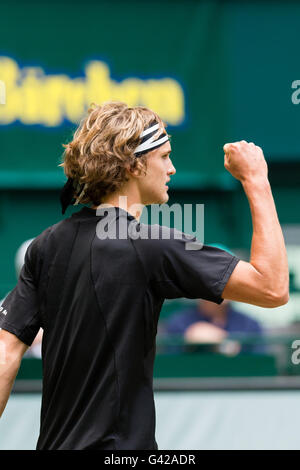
(95, 199), (204, 250)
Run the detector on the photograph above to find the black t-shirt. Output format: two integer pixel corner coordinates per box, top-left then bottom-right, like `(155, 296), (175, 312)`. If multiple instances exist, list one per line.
(0, 206), (239, 450)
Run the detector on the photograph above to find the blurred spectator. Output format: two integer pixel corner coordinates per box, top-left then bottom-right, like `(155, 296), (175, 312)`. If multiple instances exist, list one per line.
(162, 298), (265, 355)
(0, 238), (42, 358)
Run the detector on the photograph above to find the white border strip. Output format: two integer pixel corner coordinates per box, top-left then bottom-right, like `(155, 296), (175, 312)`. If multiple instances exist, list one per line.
(134, 134), (168, 154)
(140, 123), (159, 138)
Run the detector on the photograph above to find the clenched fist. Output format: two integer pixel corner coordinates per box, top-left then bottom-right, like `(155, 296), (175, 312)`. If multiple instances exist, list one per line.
(223, 140), (268, 183)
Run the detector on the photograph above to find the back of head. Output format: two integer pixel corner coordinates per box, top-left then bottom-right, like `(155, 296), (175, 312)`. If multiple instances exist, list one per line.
(59, 101), (166, 206)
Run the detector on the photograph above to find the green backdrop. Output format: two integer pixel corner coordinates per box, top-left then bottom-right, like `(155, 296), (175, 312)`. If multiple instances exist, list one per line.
(1, 0), (300, 298)
(0, 0), (231, 189)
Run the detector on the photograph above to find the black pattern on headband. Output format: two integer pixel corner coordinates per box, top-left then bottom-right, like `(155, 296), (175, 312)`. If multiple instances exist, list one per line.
(134, 121), (169, 157)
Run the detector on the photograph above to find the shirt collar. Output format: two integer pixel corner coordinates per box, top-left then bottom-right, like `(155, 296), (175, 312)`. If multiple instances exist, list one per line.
(71, 205), (136, 222)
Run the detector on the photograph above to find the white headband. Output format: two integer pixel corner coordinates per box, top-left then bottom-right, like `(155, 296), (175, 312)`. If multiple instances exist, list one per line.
(134, 123), (169, 156)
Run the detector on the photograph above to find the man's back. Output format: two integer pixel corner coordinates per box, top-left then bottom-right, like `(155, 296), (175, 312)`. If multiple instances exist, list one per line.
(0, 205), (239, 449)
(37, 207), (161, 449)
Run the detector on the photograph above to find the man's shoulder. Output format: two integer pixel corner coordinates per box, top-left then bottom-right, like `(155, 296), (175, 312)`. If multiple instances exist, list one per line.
(136, 223), (202, 248)
(26, 219), (71, 263)
(26, 226), (51, 258)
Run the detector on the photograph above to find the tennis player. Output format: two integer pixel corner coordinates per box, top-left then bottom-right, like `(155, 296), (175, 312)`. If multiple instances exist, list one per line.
(0, 102), (289, 449)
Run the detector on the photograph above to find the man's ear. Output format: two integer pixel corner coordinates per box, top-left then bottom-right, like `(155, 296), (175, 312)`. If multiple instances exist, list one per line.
(126, 160), (146, 179)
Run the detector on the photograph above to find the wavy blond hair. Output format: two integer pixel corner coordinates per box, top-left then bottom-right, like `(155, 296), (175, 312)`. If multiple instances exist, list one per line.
(59, 101), (167, 206)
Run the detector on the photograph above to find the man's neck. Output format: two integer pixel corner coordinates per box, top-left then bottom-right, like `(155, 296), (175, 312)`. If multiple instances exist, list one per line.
(92, 194), (144, 221)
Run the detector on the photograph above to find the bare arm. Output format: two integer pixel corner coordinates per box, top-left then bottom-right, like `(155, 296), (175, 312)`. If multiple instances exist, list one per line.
(221, 141), (289, 308)
(0, 329), (28, 417)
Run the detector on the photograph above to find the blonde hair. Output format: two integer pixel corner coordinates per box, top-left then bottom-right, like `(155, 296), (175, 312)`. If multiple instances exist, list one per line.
(59, 101), (166, 206)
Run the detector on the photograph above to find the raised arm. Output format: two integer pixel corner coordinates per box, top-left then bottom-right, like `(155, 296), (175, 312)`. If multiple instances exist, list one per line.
(221, 141), (289, 308)
(0, 329), (28, 417)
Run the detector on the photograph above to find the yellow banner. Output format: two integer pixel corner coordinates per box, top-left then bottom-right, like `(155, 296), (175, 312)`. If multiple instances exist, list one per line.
(0, 57), (185, 127)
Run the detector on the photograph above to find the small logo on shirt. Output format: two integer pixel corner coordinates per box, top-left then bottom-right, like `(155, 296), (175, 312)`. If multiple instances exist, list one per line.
(0, 306), (7, 315)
